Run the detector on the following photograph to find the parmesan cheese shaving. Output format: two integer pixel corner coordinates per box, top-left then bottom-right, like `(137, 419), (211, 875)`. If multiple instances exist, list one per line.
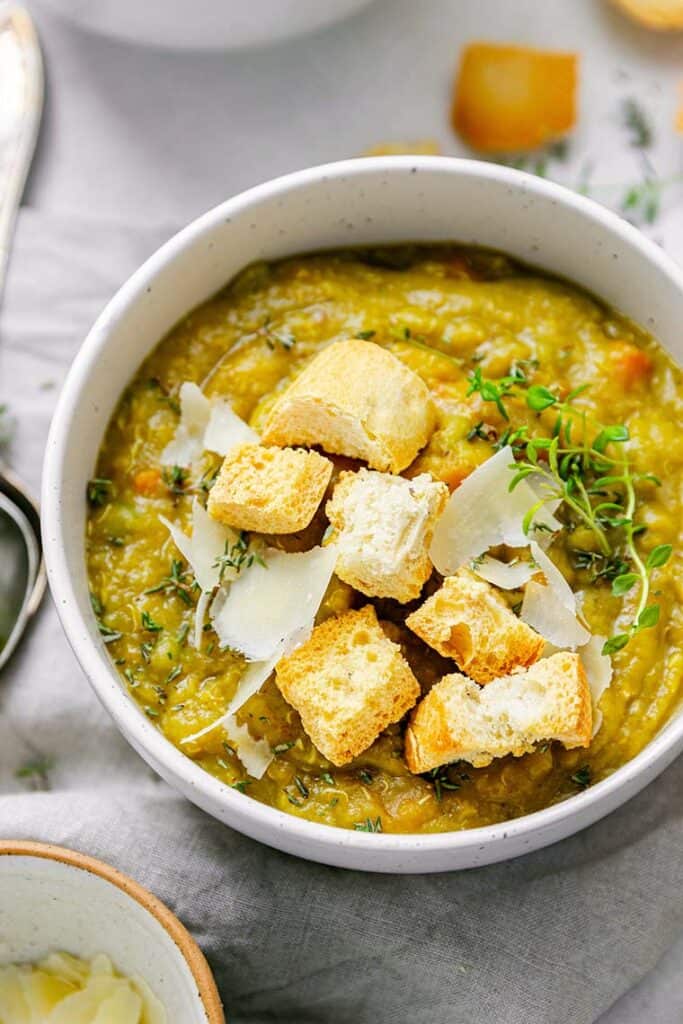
(223, 715), (274, 778)
(520, 543), (590, 648)
(0, 953), (166, 1023)
(181, 628), (308, 746)
(160, 498), (237, 593)
(204, 399), (259, 454)
(580, 634), (613, 737)
(429, 446), (562, 574)
(210, 544), (338, 661)
(471, 555), (536, 589)
(160, 380), (258, 466)
(160, 381), (209, 467)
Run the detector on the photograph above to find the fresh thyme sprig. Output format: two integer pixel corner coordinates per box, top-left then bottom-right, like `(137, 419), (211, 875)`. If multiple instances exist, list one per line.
(213, 531), (266, 583)
(144, 559), (199, 606)
(467, 366), (672, 655)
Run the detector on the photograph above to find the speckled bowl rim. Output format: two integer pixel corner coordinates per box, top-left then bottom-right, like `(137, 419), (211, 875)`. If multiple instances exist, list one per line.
(42, 156), (683, 871)
(0, 841), (225, 1022)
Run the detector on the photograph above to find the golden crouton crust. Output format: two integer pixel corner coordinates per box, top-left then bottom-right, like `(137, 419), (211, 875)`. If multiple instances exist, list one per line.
(207, 443), (332, 534)
(275, 605), (420, 766)
(325, 469), (449, 603)
(405, 652), (592, 773)
(260, 339), (436, 473)
(406, 568), (545, 683)
(610, 0), (683, 29)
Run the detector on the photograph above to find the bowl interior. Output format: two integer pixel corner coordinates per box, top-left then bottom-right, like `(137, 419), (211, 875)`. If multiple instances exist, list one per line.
(44, 157), (683, 870)
(0, 849), (215, 1022)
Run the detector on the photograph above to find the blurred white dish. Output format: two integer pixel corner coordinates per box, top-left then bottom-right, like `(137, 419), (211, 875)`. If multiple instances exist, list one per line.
(35, 0), (376, 50)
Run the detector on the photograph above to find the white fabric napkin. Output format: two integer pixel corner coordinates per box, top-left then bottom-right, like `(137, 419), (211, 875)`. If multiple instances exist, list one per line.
(0, 208), (682, 1024)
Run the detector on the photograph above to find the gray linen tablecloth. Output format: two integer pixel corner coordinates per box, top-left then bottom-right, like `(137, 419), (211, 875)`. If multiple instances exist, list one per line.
(1, 1), (683, 1019)
(1, 201), (682, 1024)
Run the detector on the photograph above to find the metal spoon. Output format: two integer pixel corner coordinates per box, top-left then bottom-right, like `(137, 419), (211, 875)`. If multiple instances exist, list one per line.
(0, 4), (45, 671)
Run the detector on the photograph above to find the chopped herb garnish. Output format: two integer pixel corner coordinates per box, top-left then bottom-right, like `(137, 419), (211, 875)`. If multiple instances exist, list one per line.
(89, 591), (104, 616)
(15, 754), (54, 790)
(144, 706), (159, 718)
(467, 421), (497, 443)
(140, 641), (155, 663)
(214, 532), (266, 582)
(356, 329), (376, 340)
(294, 776), (309, 799)
(87, 477), (112, 507)
(144, 560), (197, 606)
(571, 765), (592, 789)
(353, 817), (383, 833)
(165, 664), (182, 684)
(320, 771), (335, 785)
(429, 765), (461, 802)
(176, 622), (190, 646)
(141, 610), (163, 633)
(97, 620), (122, 644)
(358, 768), (374, 785)
(162, 465), (188, 497)
(622, 98), (653, 150)
(232, 780), (251, 794)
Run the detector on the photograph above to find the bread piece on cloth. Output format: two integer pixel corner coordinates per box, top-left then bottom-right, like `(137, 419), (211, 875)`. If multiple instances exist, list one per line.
(261, 339), (436, 473)
(275, 605), (420, 766)
(405, 651), (592, 772)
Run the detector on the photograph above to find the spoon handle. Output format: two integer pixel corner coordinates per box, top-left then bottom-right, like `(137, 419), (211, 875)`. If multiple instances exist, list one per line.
(0, 4), (43, 304)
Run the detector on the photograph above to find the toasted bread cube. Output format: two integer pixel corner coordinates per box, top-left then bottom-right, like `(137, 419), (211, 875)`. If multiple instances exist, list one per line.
(611, 0), (683, 29)
(405, 652), (592, 772)
(275, 606), (420, 766)
(406, 568), (544, 683)
(207, 443), (332, 534)
(452, 43), (577, 153)
(260, 339), (436, 473)
(325, 469), (448, 604)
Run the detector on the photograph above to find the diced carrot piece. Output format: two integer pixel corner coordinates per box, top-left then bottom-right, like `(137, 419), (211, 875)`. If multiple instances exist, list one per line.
(610, 343), (654, 389)
(133, 468), (162, 496)
(452, 43), (578, 153)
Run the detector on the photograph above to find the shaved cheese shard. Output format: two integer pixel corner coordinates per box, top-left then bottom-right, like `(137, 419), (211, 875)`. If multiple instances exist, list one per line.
(580, 634), (613, 737)
(211, 545), (338, 661)
(160, 498), (238, 593)
(160, 382), (210, 467)
(430, 446), (562, 574)
(160, 380), (259, 466)
(223, 715), (274, 779)
(181, 628), (308, 746)
(193, 589), (212, 650)
(520, 542), (590, 648)
(204, 399), (259, 454)
(471, 554), (536, 589)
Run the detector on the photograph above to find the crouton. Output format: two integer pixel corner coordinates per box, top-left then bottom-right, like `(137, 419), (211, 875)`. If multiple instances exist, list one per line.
(406, 568), (544, 683)
(260, 339), (436, 473)
(405, 652), (592, 772)
(207, 443), (332, 534)
(326, 469), (448, 603)
(610, 0), (683, 29)
(452, 43), (577, 152)
(275, 605), (420, 766)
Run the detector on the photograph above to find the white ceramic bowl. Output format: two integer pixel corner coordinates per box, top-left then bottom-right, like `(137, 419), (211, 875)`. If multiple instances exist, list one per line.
(36, 0), (376, 51)
(43, 156), (683, 873)
(0, 841), (224, 1021)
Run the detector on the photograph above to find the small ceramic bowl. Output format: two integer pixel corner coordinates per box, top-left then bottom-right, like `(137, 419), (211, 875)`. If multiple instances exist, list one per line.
(0, 841), (225, 1022)
(35, 0), (376, 51)
(43, 156), (683, 873)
